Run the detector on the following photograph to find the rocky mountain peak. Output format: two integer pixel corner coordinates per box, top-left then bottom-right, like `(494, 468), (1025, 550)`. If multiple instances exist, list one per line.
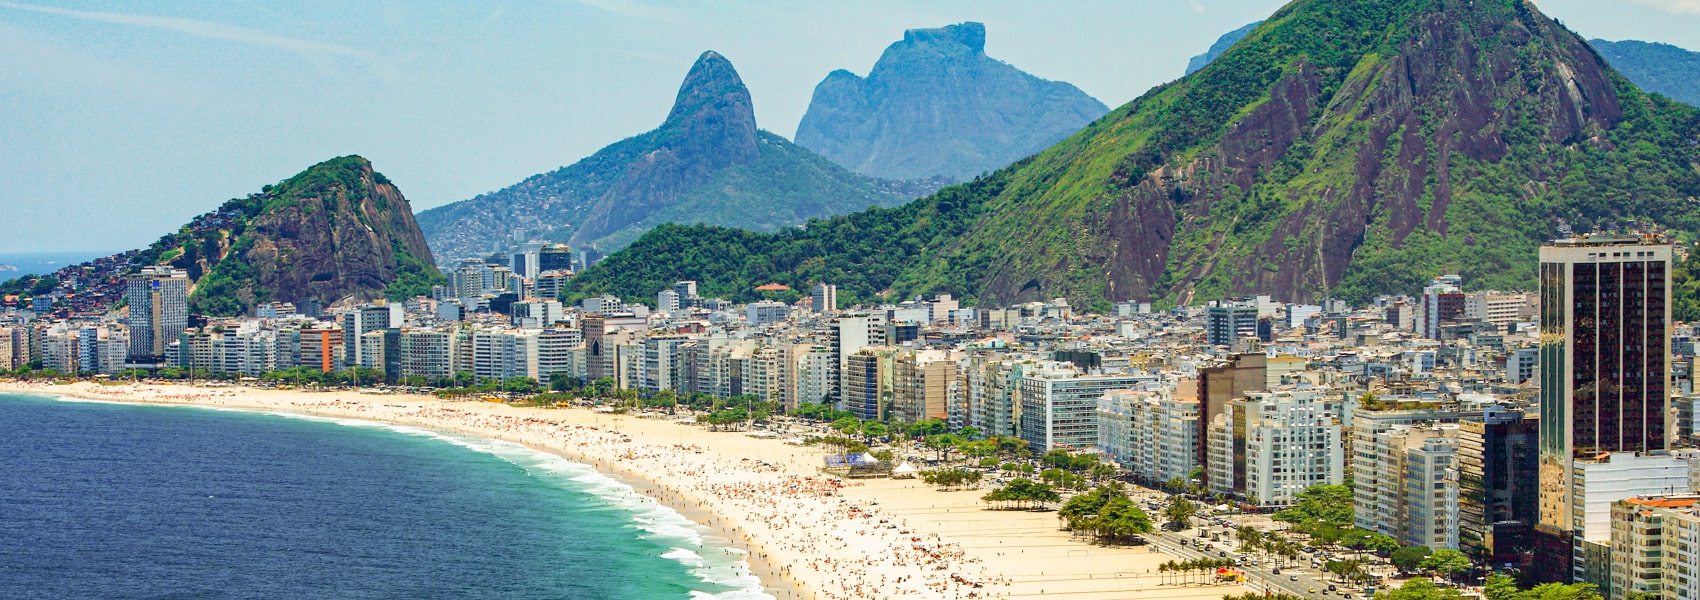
(897, 21), (986, 56)
(795, 22), (1106, 182)
(659, 49), (759, 169)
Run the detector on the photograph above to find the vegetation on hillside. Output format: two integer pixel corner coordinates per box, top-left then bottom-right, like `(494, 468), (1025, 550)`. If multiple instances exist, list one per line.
(571, 0), (1700, 309)
(562, 168), (1012, 306)
(1591, 39), (1700, 107)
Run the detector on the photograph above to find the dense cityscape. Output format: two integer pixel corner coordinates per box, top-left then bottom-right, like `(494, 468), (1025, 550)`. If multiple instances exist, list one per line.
(9, 0), (1700, 598)
(2, 233), (1695, 600)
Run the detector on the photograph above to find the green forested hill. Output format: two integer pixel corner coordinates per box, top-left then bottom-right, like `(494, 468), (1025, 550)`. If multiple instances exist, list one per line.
(132, 156), (443, 316)
(570, 0), (1700, 311)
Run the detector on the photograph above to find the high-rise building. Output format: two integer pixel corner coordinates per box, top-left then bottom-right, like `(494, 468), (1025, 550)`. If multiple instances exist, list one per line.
(1459, 407), (1540, 563)
(811, 283), (838, 314)
(1206, 301), (1259, 346)
(298, 327), (343, 373)
(746, 301), (790, 325)
(1197, 354), (1267, 487)
(1421, 277), (1467, 339)
(125, 266), (189, 361)
(657, 289), (681, 315)
(1534, 236), (1675, 583)
(340, 301), (403, 370)
(1018, 363), (1151, 452)
(538, 244), (574, 273)
(1098, 387), (1200, 485)
(1208, 387), (1344, 506)
(843, 347), (892, 420)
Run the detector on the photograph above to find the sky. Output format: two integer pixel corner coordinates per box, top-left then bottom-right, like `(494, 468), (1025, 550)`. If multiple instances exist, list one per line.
(2, 0), (1699, 254)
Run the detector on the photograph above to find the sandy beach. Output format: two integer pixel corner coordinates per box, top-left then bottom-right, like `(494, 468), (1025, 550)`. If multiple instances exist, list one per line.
(0, 380), (1249, 600)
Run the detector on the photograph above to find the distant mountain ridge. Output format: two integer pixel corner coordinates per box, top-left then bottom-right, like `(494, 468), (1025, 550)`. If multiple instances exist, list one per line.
(1186, 21), (1263, 75)
(416, 51), (911, 261)
(568, 0), (1700, 311)
(1589, 39), (1700, 107)
(794, 22), (1109, 182)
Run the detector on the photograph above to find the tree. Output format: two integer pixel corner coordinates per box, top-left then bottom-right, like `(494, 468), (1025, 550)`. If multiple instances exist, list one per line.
(1381, 578), (1466, 600)
(1366, 532), (1400, 555)
(1274, 484), (1354, 531)
(1090, 462), (1118, 482)
(1421, 549), (1472, 582)
(1164, 496), (1198, 531)
(1483, 574), (1602, 600)
(1390, 545), (1433, 574)
(549, 373), (583, 392)
(909, 418), (948, 438)
(923, 433), (965, 462)
(982, 478), (1060, 510)
(958, 426), (984, 440)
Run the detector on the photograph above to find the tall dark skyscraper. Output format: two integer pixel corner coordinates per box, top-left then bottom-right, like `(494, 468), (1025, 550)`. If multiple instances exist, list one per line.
(1533, 236), (1673, 582)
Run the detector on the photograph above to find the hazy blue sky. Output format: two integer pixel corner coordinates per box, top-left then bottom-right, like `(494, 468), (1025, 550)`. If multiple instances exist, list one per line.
(2, 0), (1698, 253)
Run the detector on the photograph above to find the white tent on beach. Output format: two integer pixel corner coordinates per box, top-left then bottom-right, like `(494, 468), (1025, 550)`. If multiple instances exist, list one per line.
(891, 462), (919, 479)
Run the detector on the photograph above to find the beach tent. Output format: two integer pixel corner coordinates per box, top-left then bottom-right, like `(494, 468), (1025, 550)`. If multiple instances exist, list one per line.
(891, 462), (919, 479)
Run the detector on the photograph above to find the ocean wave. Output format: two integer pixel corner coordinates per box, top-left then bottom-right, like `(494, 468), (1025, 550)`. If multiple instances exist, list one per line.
(20, 393), (775, 599)
(215, 403), (772, 599)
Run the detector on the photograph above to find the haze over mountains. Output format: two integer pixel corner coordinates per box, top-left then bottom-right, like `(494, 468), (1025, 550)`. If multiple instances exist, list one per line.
(415, 51), (913, 261)
(795, 22), (1109, 182)
(569, 0), (1700, 310)
(1589, 39), (1700, 107)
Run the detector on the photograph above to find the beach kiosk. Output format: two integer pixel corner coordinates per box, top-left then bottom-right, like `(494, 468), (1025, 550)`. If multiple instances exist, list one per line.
(821, 452), (893, 478)
(891, 462), (919, 479)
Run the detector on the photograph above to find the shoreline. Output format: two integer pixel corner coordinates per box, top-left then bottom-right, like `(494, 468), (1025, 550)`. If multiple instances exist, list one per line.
(2, 380), (1249, 600)
(0, 383), (800, 600)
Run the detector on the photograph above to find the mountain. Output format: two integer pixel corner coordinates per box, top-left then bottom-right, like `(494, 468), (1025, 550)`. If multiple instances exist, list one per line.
(1195, 24), (1700, 109)
(131, 156), (443, 316)
(416, 51), (910, 261)
(566, 0), (1700, 311)
(1589, 39), (1700, 107)
(793, 22), (1109, 182)
(1186, 21), (1263, 75)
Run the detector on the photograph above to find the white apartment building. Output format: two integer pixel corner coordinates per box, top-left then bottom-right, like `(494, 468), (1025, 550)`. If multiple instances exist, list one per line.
(1209, 387), (1344, 506)
(1098, 387), (1200, 485)
(1018, 363), (1152, 451)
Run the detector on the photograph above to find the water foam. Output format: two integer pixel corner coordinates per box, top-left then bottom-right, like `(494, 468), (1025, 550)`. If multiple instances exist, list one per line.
(22, 392), (778, 599)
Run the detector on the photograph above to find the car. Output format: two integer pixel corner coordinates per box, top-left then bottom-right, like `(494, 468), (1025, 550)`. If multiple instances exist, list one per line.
(1328, 585), (1337, 591)
(1271, 567), (1279, 575)
(1309, 589), (1317, 594)
(1343, 594), (1354, 599)
(1290, 575), (1300, 582)
(1322, 591), (1330, 596)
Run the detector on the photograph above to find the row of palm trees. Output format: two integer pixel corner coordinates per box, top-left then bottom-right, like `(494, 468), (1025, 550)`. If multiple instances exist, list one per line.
(1157, 558), (1237, 585)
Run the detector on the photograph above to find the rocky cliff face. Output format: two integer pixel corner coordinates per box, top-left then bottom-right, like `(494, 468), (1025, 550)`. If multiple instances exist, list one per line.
(794, 22), (1108, 182)
(940, 0), (1700, 306)
(136, 156), (442, 316)
(417, 51), (908, 259)
(571, 0), (1700, 309)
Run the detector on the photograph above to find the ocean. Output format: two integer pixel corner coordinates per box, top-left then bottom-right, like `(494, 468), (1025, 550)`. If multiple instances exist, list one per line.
(0, 393), (770, 599)
(0, 251), (113, 278)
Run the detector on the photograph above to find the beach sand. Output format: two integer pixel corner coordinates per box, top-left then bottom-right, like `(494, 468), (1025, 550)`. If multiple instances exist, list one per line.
(1, 380), (1249, 600)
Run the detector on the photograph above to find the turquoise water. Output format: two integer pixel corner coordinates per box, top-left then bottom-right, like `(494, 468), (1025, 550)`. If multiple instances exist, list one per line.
(0, 392), (770, 599)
